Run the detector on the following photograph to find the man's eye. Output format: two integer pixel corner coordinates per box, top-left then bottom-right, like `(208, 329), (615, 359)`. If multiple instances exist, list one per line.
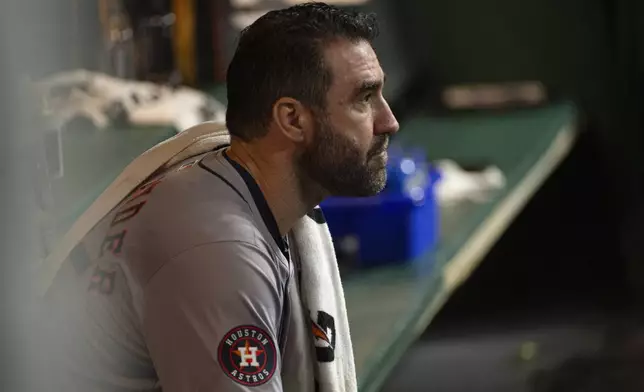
(363, 93), (373, 102)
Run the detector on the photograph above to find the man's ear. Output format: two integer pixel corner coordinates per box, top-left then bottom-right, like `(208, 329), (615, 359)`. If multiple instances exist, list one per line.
(272, 97), (313, 143)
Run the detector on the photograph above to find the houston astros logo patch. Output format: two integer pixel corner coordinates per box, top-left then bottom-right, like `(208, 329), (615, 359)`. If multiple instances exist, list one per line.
(218, 325), (277, 386)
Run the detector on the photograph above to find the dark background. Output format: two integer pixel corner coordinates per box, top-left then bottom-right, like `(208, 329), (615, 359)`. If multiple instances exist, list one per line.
(4, 0), (644, 390)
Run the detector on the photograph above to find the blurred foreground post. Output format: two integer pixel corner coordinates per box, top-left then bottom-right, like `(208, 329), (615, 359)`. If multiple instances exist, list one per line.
(0, 0), (70, 390)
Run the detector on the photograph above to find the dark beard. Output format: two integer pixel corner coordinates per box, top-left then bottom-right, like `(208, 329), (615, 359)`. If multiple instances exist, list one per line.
(297, 116), (389, 199)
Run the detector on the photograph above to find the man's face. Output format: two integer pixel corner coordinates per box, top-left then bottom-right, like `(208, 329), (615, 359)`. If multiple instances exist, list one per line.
(298, 39), (399, 197)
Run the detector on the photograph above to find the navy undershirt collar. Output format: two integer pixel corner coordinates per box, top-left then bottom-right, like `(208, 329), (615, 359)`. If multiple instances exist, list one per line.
(222, 151), (289, 259)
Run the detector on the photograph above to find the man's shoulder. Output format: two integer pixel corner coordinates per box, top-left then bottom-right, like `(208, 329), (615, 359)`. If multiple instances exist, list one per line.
(85, 153), (276, 286)
(124, 153), (259, 241)
(133, 182), (262, 253)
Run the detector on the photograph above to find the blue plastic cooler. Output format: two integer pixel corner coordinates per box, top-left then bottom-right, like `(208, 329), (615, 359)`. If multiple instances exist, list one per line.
(321, 150), (440, 268)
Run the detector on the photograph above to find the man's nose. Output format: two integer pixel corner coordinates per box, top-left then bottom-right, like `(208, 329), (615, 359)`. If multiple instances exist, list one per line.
(374, 99), (399, 136)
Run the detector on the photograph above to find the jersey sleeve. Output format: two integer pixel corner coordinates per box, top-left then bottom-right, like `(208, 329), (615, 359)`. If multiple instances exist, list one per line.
(142, 241), (287, 392)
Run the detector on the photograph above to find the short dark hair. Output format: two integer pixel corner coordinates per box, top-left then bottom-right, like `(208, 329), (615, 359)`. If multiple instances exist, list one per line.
(225, 2), (379, 141)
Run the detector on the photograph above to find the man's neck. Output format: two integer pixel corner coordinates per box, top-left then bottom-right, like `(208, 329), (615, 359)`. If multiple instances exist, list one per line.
(226, 139), (320, 236)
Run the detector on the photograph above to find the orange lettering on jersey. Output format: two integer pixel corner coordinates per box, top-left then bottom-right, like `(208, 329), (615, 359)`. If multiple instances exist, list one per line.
(124, 177), (164, 204)
(88, 266), (116, 295)
(177, 161), (196, 172)
(111, 201), (147, 227)
(99, 230), (127, 257)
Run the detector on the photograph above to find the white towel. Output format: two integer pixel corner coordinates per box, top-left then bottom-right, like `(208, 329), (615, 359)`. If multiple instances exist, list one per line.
(292, 217), (357, 391)
(36, 122), (357, 392)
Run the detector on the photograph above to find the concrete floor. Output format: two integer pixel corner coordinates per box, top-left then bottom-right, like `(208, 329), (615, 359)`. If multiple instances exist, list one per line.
(381, 311), (610, 392)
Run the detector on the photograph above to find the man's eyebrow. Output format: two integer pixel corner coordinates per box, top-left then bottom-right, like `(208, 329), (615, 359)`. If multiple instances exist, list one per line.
(354, 75), (385, 97)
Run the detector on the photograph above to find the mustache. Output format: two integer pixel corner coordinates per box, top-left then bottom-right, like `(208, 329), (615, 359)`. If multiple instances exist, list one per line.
(368, 135), (390, 158)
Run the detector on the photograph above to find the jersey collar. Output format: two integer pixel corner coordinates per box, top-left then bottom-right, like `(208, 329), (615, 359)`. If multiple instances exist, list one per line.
(222, 151), (289, 258)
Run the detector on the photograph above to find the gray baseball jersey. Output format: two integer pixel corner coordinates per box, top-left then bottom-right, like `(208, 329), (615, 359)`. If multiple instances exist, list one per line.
(40, 148), (317, 392)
